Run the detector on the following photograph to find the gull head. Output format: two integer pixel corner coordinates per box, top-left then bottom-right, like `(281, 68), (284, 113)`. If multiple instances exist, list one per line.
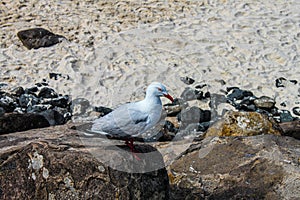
(146, 82), (174, 102)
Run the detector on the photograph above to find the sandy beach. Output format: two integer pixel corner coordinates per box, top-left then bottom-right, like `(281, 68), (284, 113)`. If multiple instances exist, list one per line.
(0, 0), (299, 114)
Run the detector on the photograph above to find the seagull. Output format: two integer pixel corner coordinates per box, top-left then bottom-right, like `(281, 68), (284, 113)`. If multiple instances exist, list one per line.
(90, 82), (174, 158)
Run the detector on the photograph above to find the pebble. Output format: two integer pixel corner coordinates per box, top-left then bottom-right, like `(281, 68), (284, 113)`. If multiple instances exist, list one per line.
(254, 96), (276, 109)
(275, 77), (287, 88)
(71, 98), (91, 116)
(279, 110), (295, 123)
(292, 107), (300, 116)
(94, 106), (113, 117)
(180, 76), (195, 85)
(38, 87), (58, 98)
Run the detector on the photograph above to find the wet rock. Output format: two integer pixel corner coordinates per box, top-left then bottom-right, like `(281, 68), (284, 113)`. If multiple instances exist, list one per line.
(292, 107), (300, 116)
(170, 135), (300, 199)
(0, 125), (170, 199)
(38, 87), (58, 98)
(0, 113), (49, 134)
(254, 96), (276, 109)
(180, 76), (195, 85)
(205, 111), (282, 137)
(17, 28), (66, 50)
(19, 94), (39, 108)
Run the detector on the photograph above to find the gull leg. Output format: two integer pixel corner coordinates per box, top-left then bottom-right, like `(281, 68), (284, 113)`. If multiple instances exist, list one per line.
(125, 139), (141, 161)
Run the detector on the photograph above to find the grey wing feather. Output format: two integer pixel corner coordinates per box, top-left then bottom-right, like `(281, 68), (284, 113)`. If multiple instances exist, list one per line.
(91, 104), (150, 137)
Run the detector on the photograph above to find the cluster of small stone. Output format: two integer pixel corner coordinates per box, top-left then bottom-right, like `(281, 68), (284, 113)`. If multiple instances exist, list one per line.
(158, 76), (299, 141)
(0, 82), (71, 129)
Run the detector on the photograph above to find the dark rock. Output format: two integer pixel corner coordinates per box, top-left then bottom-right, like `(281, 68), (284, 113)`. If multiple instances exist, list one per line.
(292, 107), (300, 116)
(38, 87), (58, 98)
(0, 107), (4, 117)
(0, 125), (170, 199)
(180, 87), (198, 101)
(280, 120), (300, 139)
(170, 135), (300, 199)
(226, 88), (254, 101)
(49, 73), (70, 80)
(71, 98), (90, 116)
(27, 104), (52, 113)
(24, 86), (39, 94)
(164, 120), (178, 133)
(40, 109), (65, 126)
(35, 82), (49, 87)
(94, 106), (113, 117)
(17, 28), (66, 50)
(275, 77), (287, 88)
(254, 96), (275, 109)
(41, 95), (69, 108)
(0, 94), (17, 112)
(178, 106), (211, 127)
(0, 113), (49, 134)
(19, 94), (39, 108)
(180, 76), (195, 85)
(10, 86), (24, 97)
(289, 79), (298, 84)
(279, 110), (295, 123)
(195, 84), (207, 89)
(280, 102), (287, 107)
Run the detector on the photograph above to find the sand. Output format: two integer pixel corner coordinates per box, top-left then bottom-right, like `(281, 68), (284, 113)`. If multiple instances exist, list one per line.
(0, 0), (299, 115)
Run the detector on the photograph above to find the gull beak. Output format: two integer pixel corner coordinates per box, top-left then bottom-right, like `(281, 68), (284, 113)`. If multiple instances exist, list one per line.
(163, 93), (174, 102)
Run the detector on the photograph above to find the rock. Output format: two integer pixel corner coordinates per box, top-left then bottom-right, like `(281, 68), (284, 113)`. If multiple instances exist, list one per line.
(279, 120), (300, 139)
(17, 28), (66, 50)
(169, 135), (300, 199)
(180, 87), (198, 101)
(94, 106), (113, 117)
(292, 107), (300, 116)
(254, 96), (276, 109)
(70, 98), (91, 116)
(0, 107), (5, 117)
(38, 87), (58, 98)
(49, 73), (70, 80)
(178, 106), (211, 127)
(39, 109), (66, 126)
(27, 104), (52, 113)
(24, 86), (39, 94)
(278, 110), (295, 123)
(195, 84), (207, 89)
(41, 95), (69, 108)
(19, 94), (39, 108)
(164, 98), (187, 117)
(205, 111), (282, 137)
(0, 113), (49, 134)
(180, 76), (195, 85)
(275, 77), (287, 88)
(0, 94), (17, 112)
(10, 86), (24, 97)
(0, 124), (170, 199)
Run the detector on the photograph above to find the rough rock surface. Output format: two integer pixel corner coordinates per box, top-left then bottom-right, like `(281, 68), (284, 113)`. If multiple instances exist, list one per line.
(17, 28), (66, 49)
(205, 111), (282, 137)
(0, 124), (169, 200)
(0, 113), (50, 134)
(169, 135), (300, 200)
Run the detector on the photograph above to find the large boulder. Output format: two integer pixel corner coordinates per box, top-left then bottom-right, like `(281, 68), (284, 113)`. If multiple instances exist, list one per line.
(0, 124), (170, 199)
(169, 135), (300, 199)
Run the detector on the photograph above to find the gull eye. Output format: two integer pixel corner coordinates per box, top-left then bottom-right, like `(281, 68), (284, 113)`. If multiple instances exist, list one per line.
(158, 87), (162, 92)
